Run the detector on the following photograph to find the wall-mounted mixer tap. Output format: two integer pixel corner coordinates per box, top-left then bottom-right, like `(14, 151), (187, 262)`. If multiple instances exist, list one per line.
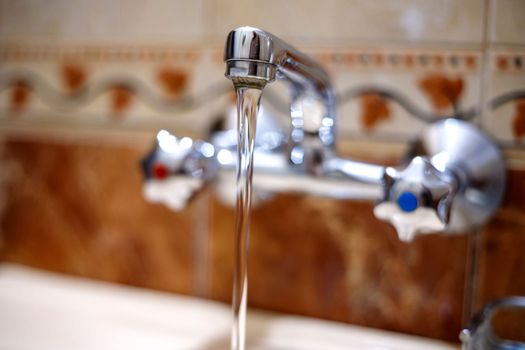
(141, 27), (506, 242)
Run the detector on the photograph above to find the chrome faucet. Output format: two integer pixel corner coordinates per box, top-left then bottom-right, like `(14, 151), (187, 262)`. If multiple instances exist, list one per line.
(141, 27), (506, 242)
(225, 26), (336, 174)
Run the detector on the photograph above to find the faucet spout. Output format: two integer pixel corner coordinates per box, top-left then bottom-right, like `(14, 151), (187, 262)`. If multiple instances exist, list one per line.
(224, 27), (337, 168)
(224, 27), (331, 91)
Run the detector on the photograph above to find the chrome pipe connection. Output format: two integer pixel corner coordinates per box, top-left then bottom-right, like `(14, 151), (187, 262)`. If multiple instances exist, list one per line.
(225, 26), (336, 174)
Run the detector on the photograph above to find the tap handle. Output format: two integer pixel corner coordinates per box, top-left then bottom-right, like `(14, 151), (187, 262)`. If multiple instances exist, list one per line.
(141, 130), (216, 211)
(374, 119), (505, 241)
(373, 156), (457, 242)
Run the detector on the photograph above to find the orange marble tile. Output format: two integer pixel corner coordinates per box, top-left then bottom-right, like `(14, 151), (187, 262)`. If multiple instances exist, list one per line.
(474, 169), (525, 337)
(0, 138), (198, 294)
(207, 194), (469, 342)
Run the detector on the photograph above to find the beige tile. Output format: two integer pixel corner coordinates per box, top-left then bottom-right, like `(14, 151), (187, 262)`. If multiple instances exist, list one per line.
(490, 0), (525, 45)
(208, 0), (486, 46)
(0, 0), (488, 46)
(334, 0), (485, 45)
(0, 0), (207, 44)
(207, 0), (338, 45)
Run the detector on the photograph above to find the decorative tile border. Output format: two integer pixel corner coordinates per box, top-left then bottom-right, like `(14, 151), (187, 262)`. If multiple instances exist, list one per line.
(0, 44), (524, 149)
(495, 53), (525, 72)
(0, 45), (201, 63)
(314, 49), (481, 72)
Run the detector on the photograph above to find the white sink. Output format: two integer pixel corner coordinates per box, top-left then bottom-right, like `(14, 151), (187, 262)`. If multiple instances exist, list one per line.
(0, 264), (458, 350)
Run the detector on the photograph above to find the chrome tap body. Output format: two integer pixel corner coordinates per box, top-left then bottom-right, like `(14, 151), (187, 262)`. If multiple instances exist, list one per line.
(225, 26), (336, 173)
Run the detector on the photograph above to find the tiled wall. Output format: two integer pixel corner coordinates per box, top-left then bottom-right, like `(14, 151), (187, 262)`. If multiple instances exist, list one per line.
(1, 0), (524, 143)
(0, 0), (524, 343)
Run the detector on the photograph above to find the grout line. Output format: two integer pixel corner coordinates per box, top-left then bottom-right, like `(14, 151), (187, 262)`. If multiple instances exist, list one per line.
(476, 0), (494, 131)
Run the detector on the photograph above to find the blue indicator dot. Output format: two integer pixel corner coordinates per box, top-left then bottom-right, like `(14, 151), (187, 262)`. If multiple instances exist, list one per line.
(397, 192), (418, 212)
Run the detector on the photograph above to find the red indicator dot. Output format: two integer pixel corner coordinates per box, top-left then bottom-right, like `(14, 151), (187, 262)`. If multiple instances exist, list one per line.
(153, 163), (168, 180)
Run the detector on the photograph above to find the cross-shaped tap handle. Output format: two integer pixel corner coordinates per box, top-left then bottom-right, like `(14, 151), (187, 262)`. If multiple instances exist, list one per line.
(374, 156), (457, 242)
